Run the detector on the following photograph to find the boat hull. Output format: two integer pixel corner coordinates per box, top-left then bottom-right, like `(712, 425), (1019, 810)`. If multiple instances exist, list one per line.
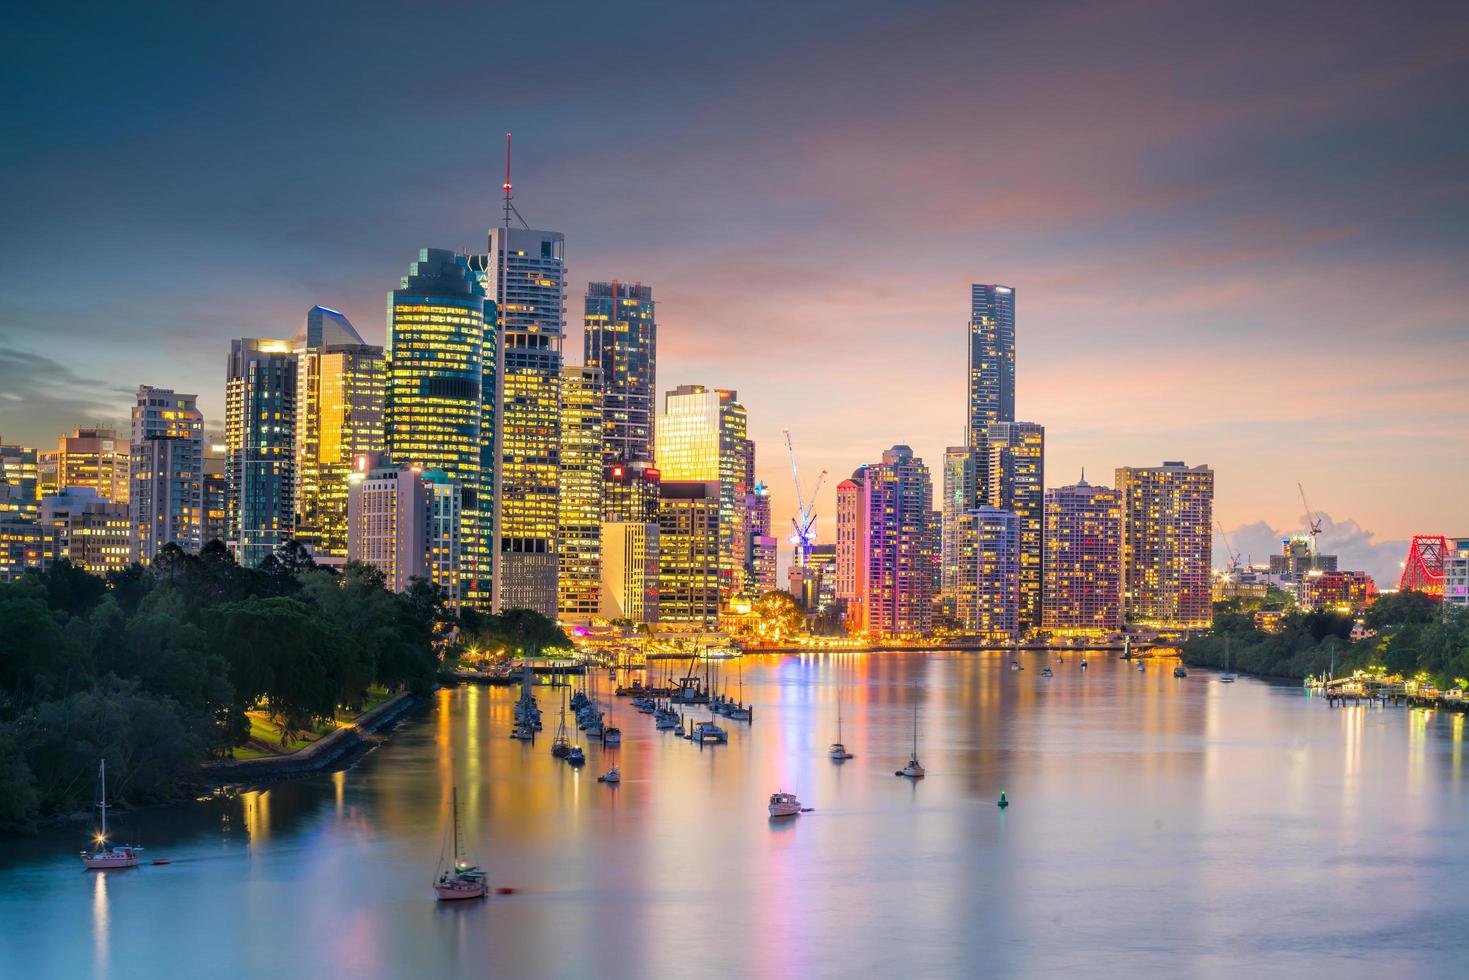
(82, 851), (139, 870)
(435, 883), (487, 901)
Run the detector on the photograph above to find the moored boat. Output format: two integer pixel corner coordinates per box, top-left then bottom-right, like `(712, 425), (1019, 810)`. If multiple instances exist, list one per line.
(768, 791), (802, 817)
(434, 786), (487, 901)
(80, 759), (141, 870)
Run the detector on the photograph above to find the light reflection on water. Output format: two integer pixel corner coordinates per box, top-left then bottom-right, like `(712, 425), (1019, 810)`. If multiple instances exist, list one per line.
(5, 651), (1469, 978)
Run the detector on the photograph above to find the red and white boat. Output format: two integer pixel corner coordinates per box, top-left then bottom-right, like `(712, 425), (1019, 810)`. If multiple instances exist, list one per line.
(768, 791), (802, 818)
(81, 760), (142, 870)
(434, 787), (487, 901)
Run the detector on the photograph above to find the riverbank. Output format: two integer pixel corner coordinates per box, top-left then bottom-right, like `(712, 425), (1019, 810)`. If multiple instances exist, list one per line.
(200, 691), (422, 783)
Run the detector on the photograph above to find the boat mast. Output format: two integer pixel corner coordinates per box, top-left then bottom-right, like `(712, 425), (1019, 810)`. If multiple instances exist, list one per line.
(452, 786), (462, 868)
(98, 759), (107, 841)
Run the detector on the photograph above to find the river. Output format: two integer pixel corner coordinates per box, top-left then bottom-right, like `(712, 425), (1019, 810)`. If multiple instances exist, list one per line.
(3, 651), (1467, 978)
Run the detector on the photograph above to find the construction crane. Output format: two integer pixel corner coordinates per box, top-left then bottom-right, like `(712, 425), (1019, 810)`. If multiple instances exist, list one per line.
(1215, 519), (1241, 572)
(1297, 483), (1323, 556)
(783, 429), (827, 570)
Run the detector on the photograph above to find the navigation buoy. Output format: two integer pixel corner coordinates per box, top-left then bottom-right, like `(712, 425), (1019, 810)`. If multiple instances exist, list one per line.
(997, 791), (1009, 809)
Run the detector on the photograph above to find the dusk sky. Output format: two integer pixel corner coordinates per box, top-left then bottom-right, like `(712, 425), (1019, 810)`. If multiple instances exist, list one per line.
(2, 0), (1465, 583)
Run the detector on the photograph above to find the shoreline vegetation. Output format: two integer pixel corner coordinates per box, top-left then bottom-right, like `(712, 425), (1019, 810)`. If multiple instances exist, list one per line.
(1182, 590), (1469, 686)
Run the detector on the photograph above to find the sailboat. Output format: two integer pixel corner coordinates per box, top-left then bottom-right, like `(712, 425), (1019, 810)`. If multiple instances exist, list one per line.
(434, 787), (487, 901)
(828, 689), (853, 760)
(895, 686), (925, 778)
(80, 759), (141, 870)
(551, 686), (571, 757)
(1220, 637), (1237, 683)
(727, 656), (752, 721)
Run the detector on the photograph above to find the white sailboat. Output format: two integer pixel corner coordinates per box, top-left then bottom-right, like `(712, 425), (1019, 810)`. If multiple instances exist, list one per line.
(434, 786), (487, 901)
(80, 759), (141, 870)
(1220, 637), (1237, 683)
(828, 691), (853, 760)
(895, 686), (925, 778)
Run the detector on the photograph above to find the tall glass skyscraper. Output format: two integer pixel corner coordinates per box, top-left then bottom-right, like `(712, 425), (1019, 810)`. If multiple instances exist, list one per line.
(475, 228), (565, 616)
(984, 421), (1045, 634)
(656, 385), (748, 601)
(385, 248), (493, 606)
(556, 364), (604, 624)
(967, 284), (1016, 449)
(226, 338), (298, 567)
(584, 281), (656, 468)
(129, 386), (204, 563)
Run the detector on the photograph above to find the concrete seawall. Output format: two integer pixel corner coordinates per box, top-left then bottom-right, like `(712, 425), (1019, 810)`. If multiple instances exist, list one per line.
(201, 691), (421, 784)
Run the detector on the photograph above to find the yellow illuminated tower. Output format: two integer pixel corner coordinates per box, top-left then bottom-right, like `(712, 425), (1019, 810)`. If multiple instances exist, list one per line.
(1115, 461), (1214, 629)
(55, 427), (130, 504)
(557, 364), (604, 623)
(1043, 475), (1122, 635)
(984, 421), (1045, 634)
(655, 385), (748, 601)
(293, 306), (385, 560)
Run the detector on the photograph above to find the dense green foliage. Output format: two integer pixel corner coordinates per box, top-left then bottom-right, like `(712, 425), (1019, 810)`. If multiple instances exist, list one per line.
(455, 606), (572, 662)
(1183, 590), (1469, 685)
(0, 543), (448, 831)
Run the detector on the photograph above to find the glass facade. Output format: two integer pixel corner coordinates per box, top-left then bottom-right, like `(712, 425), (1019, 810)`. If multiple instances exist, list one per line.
(985, 421), (1045, 634)
(967, 283), (1016, 449)
(129, 386), (204, 563)
(1042, 478), (1122, 634)
(1116, 461), (1215, 629)
(584, 281), (656, 467)
(226, 338), (297, 567)
(556, 364), (604, 624)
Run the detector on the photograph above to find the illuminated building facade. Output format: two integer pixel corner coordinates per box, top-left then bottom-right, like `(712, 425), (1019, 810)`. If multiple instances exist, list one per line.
(1299, 569), (1376, 613)
(293, 306), (384, 561)
(0, 443), (39, 521)
(846, 446), (933, 637)
(656, 479), (721, 626)
(1116, 461), (1214, 629)
(226, 338), (297, 567)
(385, 248), (491, 606)
(604, 460), (661, 523)
(941, 446), (981, 603)
(557, 364), (605, 624)
(346, 452), (461, 605)
(38, 487), (131, 574)
(985, 421), (1045, 633)
(834, 467), (867, 602)
(1043, 477), (1122, 634)
(955, 506), (1019, 640)
(129, 386), (204, 563)
(0, 443), (41, 580)
(1445, 537), (1469, 609)
(967, 283), (1016, 449)
(475, 228), (565, 616)
(584, 281), (656, 466)
(655, 385), (748, 600)
(203, 443), (228, 546)
(37, 452), (58, 499)
(55, 427), (130, 503)
(738, 483), (777, 595)
(600, 520), (659, 624)
(1269, 536), (1337, 582)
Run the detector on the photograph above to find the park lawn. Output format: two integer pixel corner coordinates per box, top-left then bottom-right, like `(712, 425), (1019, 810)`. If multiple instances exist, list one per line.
(230, 687), (398, 759)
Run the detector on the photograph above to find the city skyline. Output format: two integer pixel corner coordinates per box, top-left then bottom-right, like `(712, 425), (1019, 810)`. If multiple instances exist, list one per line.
(3, 2), (1466, 586)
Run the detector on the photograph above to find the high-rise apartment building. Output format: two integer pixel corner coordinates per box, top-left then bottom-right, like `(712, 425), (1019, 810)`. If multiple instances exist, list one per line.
(475, 227), (565, 616)
(956, 506), (1020, 640)
(226, 338), (297, 567)
(129, 386), (204, 563)
(584, 281), (656, 467)
(656, 385), (748, 601)
(967, 284), (1016, 448)
(599, 521), (659, 624)
(203, 442), (228, 547)
(1443, 537), (1469, 609)
(557, 364), (604, 624)
(1043, 477), (1122, 634)
(386, 248), (492, 606)
(346, 453), (461, 605)
(940, 446), (981, 602)
(1116, 461), (1215, 629)
(55, 427), (130, 503)
(737, 483), (777, 595)
(38, 487), (131, 574)
(0, 443), (39, 521)
(293, 307), (385, 561)
(984, 421), (1044, 634)
(842, 446), (934, 637)
(656, 480), (721, 626)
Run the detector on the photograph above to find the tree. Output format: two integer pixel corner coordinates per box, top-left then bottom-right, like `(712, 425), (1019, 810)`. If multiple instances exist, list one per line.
(496, 608), (572, 658)
(746, 591), (805, 644)
(1366, 590), (1440, 630)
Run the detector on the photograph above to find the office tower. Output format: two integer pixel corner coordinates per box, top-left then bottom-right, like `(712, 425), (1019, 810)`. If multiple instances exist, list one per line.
(38, 488), (131, 574)
(1116, 461), (1215, 629)
(967, 283), (1016, 448)
(737, 483), (777, 596)
(604, 459), (661, 523)
(844, 446), (933, 637)
(475, 227), (565, 615)
(985, 421), (1045, 634)
(656, 480), (721, 626)
(293, 306), (385, 561)
(129, 386), (204, 563)
(226, 338), (297, 567)
(557, 364), (604, 624)
(804, 544), (839, 611)
(600, 521), (660, 624)
(656, 385), (747, 600)
(386, 248), (492, 606)
(37, 452), (59, 499)
(346, 452), (461, 605)
(55, 427), (130, 503)
(584, 281), (656, 466)
(203, 442), (228, 547)
(1043, 476), (1122, 634)
(940, 446), (982, 603)
(0, 442), (39, 521)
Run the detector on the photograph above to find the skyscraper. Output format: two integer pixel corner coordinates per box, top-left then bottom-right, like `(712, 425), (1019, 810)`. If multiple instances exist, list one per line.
(844, 446), (934, 637)
(54, 427), (130, 503)
(386, 248), (492, 606)
(0, 443), (39, 521)
(967, 283), (1016, 448)
(959, 506), (1020, 640)
(656, 480), (721, 626)
(226, 338), (297, 567)
(0, 441), (41, 580)
(940, 446), (982, 604)
(293, 306), (385, 561)
(38, 487), (131, 574)
(1116, 461), (1215, 629)
(603, 459), (661, 524)
(557, 364), (605, 624)
(985, 421), (1045, 634)
(584, 281), (656, 467)
(1043, 476), (1122, 634)
(600, 521), (659, 624)
(656, 385), (748, 601)
(737, 482), (777, 596)
(476, 227), (565, 616)
(346, 452), (461, 605)
(129, 386), (204, 563)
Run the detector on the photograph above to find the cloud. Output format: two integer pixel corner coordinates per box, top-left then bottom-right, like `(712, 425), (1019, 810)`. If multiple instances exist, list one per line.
(1217, 512), (1408, 586)
(0, 348), (134, 446)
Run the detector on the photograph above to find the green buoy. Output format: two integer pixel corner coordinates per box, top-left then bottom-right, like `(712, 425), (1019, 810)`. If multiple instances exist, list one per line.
(998, 791), (1009, 809)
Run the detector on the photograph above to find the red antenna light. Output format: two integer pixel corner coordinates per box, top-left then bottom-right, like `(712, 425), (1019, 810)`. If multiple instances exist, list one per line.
(503, 132), (512, 192)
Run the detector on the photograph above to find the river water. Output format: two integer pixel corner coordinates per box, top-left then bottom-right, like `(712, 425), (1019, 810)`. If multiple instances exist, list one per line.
(3, 651), (1467, 978)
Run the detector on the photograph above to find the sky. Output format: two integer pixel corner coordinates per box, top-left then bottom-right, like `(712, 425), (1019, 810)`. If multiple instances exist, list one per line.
(2, 0), (1466, 586)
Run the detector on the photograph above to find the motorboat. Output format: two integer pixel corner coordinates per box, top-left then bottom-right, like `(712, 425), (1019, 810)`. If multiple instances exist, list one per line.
(80, 760), (141, 870)
(1136, 660), (1145, 671)
(1041, 667), (1053, 677)
(566, 746), (586, 766)
(1174, 665), (1187, 678)
(434, 787), (487, 901)
(602, 726), (622, 746)
(1080, 659), (1088, 670)
(768, 791), (802, 818)
(598, 768), (621, 784)
(654, 708), (680, 730)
